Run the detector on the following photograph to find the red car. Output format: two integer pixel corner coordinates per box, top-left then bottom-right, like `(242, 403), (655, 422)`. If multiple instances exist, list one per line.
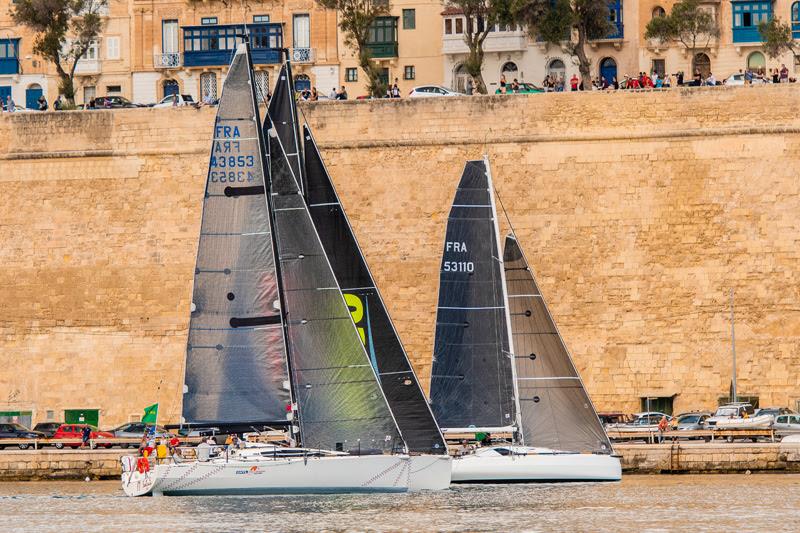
(51, 424), (116, 449)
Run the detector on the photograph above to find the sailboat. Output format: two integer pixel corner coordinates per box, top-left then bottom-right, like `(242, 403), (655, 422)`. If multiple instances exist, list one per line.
(265, 59), (450, 488)
(430, 157), (621, 482)
(121, 42), (423, 496)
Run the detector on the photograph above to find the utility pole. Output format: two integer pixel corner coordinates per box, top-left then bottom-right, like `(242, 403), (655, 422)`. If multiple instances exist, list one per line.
(730, 288), (737, 403)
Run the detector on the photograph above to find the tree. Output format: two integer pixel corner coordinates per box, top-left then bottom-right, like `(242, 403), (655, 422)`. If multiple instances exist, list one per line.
(758, 18), (799, 62)
(644, 0), (719, 63)
(12, 0), (107, 105)
(513, 0), (613, 89)
(316, 0), (392, 97)
(444, 0), (514, 94)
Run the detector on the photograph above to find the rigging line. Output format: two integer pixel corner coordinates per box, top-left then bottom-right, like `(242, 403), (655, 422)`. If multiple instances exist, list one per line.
(493, 185), (520, 243)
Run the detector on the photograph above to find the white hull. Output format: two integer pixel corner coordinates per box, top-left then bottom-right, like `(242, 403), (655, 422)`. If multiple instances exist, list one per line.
(709, 415), (773, 430)
(122, 453), (413, 496)
(451, 447), (621, 483)
(408, 455), (452, 491)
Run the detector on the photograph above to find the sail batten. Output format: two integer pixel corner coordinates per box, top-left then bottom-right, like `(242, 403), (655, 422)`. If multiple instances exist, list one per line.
(430, 160), (516, 432)
(503, 234), (613, 454)
(182, 43), (290, 425)
(304, 125), (447, 454)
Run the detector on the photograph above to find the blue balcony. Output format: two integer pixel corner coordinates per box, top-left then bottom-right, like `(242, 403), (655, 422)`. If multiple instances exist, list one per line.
(182, 23), (282, 67)
(731, 0), (773, 43)
(0, 39), (20, 75)
(793, 2), (800, 38)
(607, 21), (624, 40)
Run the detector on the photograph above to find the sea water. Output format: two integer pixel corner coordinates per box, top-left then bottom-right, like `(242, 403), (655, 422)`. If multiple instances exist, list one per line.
(2, 474), (798, 532)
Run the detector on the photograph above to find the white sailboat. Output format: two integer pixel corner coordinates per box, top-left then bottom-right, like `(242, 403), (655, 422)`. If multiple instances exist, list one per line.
(122, 41), (448, 496)
(430, 157), (621, 483)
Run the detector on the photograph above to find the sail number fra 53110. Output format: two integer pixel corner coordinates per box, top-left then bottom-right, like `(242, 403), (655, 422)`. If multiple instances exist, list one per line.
(443, 241), (474, 272)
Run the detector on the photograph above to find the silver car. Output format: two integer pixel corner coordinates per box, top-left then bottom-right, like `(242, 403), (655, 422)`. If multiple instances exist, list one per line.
(773, 414), (800, 435)
(110, 422), (174, 448)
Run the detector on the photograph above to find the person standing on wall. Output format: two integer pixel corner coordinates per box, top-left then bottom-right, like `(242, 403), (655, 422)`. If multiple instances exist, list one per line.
(81, 425), (92, 449)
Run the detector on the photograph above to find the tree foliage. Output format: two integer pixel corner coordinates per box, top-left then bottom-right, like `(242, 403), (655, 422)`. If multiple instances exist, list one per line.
(12, 0), (107, 104)
(644, 0), (719, 54)
(444, 0), (514, 94)
(513, 0), (612, 89)
(758, 18), (798, 60)
(315, 0), (391, 97)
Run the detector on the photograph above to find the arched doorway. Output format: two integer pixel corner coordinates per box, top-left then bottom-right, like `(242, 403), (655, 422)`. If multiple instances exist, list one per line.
(652, 6), (666, 18)
(25, 83), (43, 109)
(747, 51), (766, 72)
(599, 57), (617, 85)
(547, 59), (566, 82)
(453, 63), (469, 93)
(162, 79), (179, 98)
(693, 53), (711, 79)
(295, 74), (311, 92)
(501, 61), (518, 81)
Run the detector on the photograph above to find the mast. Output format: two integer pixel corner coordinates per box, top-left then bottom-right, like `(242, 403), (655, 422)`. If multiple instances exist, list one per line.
(485, 156), (523, 445)
(730, 288), (737, 403)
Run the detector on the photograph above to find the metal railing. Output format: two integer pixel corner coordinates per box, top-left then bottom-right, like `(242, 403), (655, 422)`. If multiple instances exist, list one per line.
(291, 47), (315, 63)
(154, 53), (181, 68)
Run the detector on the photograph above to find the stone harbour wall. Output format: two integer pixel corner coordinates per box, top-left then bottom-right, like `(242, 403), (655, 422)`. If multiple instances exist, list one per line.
(1, 84), (800, 426)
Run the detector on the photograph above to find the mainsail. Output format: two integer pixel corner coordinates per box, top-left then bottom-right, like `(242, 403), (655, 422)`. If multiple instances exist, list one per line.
(429, 160), (516, 431)
(267, 127), (403, 452)
(266, 61), (305, 194)
(503, 235), (612, 453)
(182, 43), (290, 424)
(303, 125), (447, 454)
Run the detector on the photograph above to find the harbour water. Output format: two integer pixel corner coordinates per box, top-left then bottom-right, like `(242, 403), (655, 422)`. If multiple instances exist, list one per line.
(2, 474), (798, 532)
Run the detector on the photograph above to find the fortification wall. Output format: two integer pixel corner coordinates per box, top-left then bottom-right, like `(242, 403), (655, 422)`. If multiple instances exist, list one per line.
(1, 85), (799, 426)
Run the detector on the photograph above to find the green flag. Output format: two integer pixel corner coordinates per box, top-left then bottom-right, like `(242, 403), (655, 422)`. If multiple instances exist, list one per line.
(142, 403), (158, 424)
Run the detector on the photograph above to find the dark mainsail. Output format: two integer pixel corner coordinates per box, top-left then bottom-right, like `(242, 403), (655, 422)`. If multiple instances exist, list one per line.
(303, 125), (447, 454)
(266, 61), (305, 194)
(430, 160), (516, 431)
(504, 235), (612, 454)
(182, 43), (290, 425)
(267, 127), (403, 452)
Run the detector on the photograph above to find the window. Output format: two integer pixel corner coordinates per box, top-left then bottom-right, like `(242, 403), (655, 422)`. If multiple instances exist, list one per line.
(652, 6), (666, 18)
(106, 36), (120, 60)
(293, 14), (310, 48)
(640, 397), (674, 416)
(403, 65), (415, 80)
(46, 410), (55, 420)
(652, 58), (666, 77)
(732, 1), (772, 42)
(501, 61), (518, 77)
(403, 9), (416, 29)
(793, 2), (800, 38)
(368, 17), (398, 44)
(345, 67), (358, 82)
(747, 51), (765, 70)
(83, 85), (95, 104)
(445, 19), (453, 34)
(106, 85), (121, 94)
(379, 67), (389, 86)
(200, 72), (217, 100)
(201, 17), (218, 25)
(84, 40), (99, 61)
(455, 18), (464, 34)
(607, 0), (623, 38)
(162, 20), (179, 54)
(253, 15), (270, 23)
(254, 71), (269, 103)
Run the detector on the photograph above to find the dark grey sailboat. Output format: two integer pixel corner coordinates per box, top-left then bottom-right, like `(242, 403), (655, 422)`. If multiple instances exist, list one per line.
(430, 157), (621, 482)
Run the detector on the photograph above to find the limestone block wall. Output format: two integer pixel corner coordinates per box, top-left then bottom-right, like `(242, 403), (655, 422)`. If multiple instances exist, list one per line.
(1, 85), (799, 427)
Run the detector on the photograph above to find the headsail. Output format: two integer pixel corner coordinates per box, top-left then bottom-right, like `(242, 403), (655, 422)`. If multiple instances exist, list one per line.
(266, 61), (305, 194)
(304, 125), (447, 454)
(504, 235), (613, 454)
(267, 127), (403, 453)
(429, 160), (516, 431)
(182, 43), (290, 425)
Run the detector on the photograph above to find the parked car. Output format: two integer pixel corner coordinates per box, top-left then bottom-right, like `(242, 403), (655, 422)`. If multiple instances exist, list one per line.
(495, 82), (545, 94)
(0, 423), (46, 449)
(51, 424), (116, 448)
(90, 96), (141, 109)
(774, 414), (800, 435)
(674, 412), (712, 431)
(598, 412), (634, 426)
(610, 412), (672, 432)
(755, 407), (796, 420)
(723, 73), (770, 86)
(408, 85), (463, 98)
(110, 423), (174, 447)
(32, 422), (63, 438)
(152, 94), (196, 108)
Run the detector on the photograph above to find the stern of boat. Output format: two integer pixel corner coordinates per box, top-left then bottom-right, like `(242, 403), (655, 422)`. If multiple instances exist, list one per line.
(408, 455), (452, 491)
(121, 455), (159, 497)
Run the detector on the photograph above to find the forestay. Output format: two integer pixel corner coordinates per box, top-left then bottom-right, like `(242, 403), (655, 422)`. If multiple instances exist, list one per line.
(267, 128), (403, 453)
(503, 235), (612, 454)
(303, 125), (447, 454)
(183, 43), (291, 425)
(430, 160), (516, 431)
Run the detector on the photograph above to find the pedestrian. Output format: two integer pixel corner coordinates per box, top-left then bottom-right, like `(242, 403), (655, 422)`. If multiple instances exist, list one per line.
(81, 425), (92, 449)
(499, 74), (506, 94)
(329, 87), (337, 99)
(706, 72), (716, 86)
(677, 71), (684, 85)
(53, 95), (63, 111)
(744, 68), (753, 85)
(465, 76), (474, 95)
(780, 63), (789, 82)
(657, 416), (668, 443)
(336, 85), (348, 100)
(4, 95), (14, 112)
(570, 73), (579, 91)
(391, 78), (400, 98)
(310, 87), (318, 101)
(37, 94), (48, 111)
